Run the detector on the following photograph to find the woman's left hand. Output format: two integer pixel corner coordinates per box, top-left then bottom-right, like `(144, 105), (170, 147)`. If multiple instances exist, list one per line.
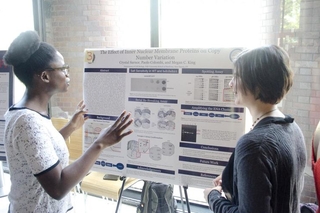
(69, 100), (88, 131)
(203, 186), (222, 202)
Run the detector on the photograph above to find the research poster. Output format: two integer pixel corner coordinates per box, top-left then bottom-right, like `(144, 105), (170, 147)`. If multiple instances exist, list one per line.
(83, 47), (245, 188)
(0, 51), (13, 161)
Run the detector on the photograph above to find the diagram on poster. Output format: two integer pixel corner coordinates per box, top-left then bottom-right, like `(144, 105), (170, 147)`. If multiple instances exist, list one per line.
(83, 47), (246, 188)
(127, 139), (175, 160)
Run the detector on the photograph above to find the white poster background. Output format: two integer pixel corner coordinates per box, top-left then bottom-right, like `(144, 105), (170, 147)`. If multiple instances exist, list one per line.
(0, 51), (13, 161)
(83, 48), (245, 188)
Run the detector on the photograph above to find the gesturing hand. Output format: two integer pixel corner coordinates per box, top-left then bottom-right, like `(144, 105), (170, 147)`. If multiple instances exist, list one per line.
(69, 100), (88, 131)
(213, 174), (222, 187)
(94, 110), (133, 149)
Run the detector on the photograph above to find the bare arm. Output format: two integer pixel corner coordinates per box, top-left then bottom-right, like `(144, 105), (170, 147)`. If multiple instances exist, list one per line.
(37, 111), (133, 200)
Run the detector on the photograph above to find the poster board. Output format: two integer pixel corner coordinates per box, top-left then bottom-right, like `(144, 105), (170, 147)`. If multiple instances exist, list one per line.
(83, 47), (245, 188)
(0, 51), (14, 162)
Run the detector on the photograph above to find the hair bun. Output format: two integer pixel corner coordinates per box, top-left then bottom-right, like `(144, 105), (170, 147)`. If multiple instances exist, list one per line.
(3, 31), (41, 67)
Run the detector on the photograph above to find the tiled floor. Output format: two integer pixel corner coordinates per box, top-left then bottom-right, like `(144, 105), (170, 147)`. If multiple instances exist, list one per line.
(1, 193), (137, 213)
(0, 171), (212, 213)
(71, 193), (137, 213)
(0, 172), (136, 213)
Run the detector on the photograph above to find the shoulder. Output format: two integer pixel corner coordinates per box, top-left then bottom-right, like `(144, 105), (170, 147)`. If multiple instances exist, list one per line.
(233, 132), (280, 177)
(236, 131), (267, 153)
(235, 118), (306, 164)
(233, 133), (266, 169)
(6, 108), (50, 126)
(5, 109), (53, 143)
(235, 126), (281, 160)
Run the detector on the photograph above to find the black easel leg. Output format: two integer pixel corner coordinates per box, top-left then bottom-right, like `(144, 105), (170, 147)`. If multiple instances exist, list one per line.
(183, 185), (191, 213)
(115, 176), (126, 213)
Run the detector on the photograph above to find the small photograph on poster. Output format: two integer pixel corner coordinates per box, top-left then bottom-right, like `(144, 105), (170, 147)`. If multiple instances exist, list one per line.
(181, 124), (197, 142)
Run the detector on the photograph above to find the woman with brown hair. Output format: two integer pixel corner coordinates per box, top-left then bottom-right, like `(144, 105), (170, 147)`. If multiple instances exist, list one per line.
(203, 45), (307, 213)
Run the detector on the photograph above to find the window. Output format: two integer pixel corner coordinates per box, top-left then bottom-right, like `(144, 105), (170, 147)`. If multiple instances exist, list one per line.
(117, 0), (150, 48)
(0, 0), (34, 103)
(157, 0), (263, 205)
(159, 0), (262, 48)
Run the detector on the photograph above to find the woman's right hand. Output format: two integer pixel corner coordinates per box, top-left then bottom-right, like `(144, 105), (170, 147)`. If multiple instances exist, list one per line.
(94, 110), (133, 149)
(213, 174), (222, 187)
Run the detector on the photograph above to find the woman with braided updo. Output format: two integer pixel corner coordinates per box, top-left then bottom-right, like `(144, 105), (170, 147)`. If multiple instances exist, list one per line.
(3, 31), (133, 213)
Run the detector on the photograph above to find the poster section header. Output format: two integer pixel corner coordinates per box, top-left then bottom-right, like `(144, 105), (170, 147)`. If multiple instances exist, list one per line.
(84, 47), (243, 68)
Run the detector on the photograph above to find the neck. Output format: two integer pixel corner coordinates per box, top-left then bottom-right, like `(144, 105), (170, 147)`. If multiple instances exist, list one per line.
(15, 89), (51, 116)
(248, 101), (277, 122)
(248, 101), (279, 130)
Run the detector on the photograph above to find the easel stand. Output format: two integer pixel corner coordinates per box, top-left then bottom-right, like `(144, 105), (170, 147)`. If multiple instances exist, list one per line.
(115, 179), (192, 213)
(179, 185), (191, 213)
(182, 185), (191, 213)
(115, 176), (126, 213)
